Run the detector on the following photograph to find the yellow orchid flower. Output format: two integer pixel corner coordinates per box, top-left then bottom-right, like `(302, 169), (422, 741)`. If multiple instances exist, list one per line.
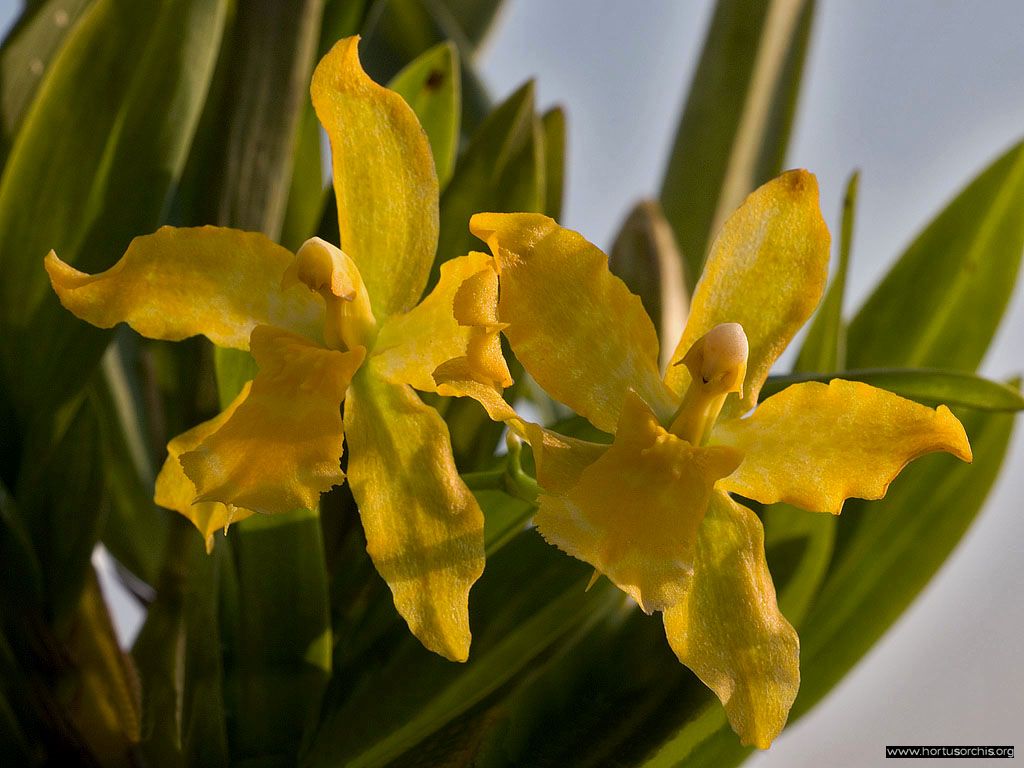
(441, 170), (973, 745)
(43, 37), (509, 663)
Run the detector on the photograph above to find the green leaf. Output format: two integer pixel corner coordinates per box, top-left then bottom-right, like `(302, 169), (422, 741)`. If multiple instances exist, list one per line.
(0, 477), (43, 608)
(0, 0), (94, 162)
(609, 200), (689, 369)
(793, 404), (1016, 719)
(388, 41), (460, 189)
(304, 533), (620, 768)
(761, 368), (1024, 411)
(360, 0), (491, 132)
(279, 98), (327, 253)
(796, 170), (858, 373)
(541, 106), (566, 220)
(90, 342), (167, 587)
(848, 139), (1024, 371)
(0, 0), (229, 415)
(659, 0), (816, 287)
(436, 0), (506, 48)
(436, 80), (537, 270)
(227, 510), (332, 764)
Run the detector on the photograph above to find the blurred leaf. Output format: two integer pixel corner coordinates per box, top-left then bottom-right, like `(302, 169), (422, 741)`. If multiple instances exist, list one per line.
(389, 41), (460, 188)
(436, 80), (537, 270)
(280, 98), (326, 253)
(90, 343), (168, 587)
(793, 403), (1015, 719)
(61, 569), (141, 767)
(199, 4), (333, 763)
(436, 0), (506, 48)
(659, 0), (816, 287)
(609, 200), (689, 370)
(0, 0), (229, 415)
(796, 170), (858, 373)
(15, 398), (107, 626)
(360, 0), (491, 132)
(209, 0), (325, 238)
(848, 139), (1024, 371)
(0, 0), (94, 161)
(304, 532), (619, 768)
(541, 106), (565, 220)
(226, 512), (332, 764)
(762, 368), (1024, 411)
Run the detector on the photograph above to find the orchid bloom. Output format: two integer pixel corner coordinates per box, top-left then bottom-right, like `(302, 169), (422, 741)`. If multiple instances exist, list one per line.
(44, 37), (509, 663)
(441, 171), (972, 745)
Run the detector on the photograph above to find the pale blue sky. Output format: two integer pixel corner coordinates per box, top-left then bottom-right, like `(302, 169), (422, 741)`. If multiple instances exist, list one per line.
(3, 2), (1021, 766)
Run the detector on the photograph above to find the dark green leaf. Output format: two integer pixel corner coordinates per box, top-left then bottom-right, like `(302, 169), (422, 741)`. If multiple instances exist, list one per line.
(541, 106), (565, 220)
(796, 170), (858, 373)
(0, 0), (94, 162)
(388, 41), (461, 188)
(848, 139), (1024, 371)
(761, 368), (1024, 411)
(659, 0), (816, 287)
(0, 0), (229, 414)
(436, 0), (506, 48)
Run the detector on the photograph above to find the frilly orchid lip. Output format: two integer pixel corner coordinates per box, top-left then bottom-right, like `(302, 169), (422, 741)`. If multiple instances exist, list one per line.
(44, 36), (505, 665)
(456, 170), (972, 747)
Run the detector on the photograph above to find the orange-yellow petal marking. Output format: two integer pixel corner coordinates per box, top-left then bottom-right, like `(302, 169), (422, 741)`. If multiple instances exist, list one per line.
(179, 325), (364, 515)
(470, 212), (677, 433)
(373, 252), (510, 393)
(344, 363), (485, 662)
(664, 491), (799, 749)
(534, 392), (741, 613)
(713, 379), (973, 514)
(665, 170), (830, 416)
(312, 36), (439, 317)
(154, 383), (256, 551)
(44, 226), (323, 348)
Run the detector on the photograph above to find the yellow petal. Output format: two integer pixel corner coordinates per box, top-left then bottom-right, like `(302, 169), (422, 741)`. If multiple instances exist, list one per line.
(45, 227), (322, 348)
(520, 422), (607, 496)
(663, 491), (799, 750)
(312, 36), (439, 317)
(180, 326), (364, 515)
(534, 392), (741, 613)
(344, 363), (485, 662)
(373, 252), (511, 393)
(664, 171), (830, 416)
(154, 383), (256, 551)
(713, 379), (973, 514)
(470, 212), (677, 434)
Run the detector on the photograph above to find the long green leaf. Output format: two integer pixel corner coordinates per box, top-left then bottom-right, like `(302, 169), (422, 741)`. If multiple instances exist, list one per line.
(796, 170), (858, 373)
(793, 404), (1015, 718)
(388, 41), (461, 188)
(0, 0), (94, 161)
(761, 368), (1024, 411)
(659, 0), (816, 286)
(541, 106), (566, 220)
(848, 140), (1024, 371)
(0, 0), (229, 415)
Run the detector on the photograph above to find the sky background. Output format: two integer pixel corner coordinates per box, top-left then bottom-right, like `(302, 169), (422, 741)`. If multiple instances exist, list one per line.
(2, 2), (1022, 767)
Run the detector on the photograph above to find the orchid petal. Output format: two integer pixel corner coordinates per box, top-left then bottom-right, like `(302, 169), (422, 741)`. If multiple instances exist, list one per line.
(470, 212), (677, 433)
(45, 227), (322, 348)
(344, 363), (485, 662)
(311, 36), (439, 317)
(713, 379), (973, 513)
(180, 326), (363, 515)
(534, 392), (741, 612)
(664, 490), (799, 749)
(154, 383), (256, 551)
(665, 171), (830, 416)
(373, 252), (510, 393)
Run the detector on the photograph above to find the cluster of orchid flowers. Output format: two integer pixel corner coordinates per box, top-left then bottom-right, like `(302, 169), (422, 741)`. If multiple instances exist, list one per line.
(45, 37), (971, 748)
